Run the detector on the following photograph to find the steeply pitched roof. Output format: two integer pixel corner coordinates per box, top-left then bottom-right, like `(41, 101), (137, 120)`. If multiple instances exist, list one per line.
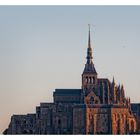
(83, 63), (97, 74)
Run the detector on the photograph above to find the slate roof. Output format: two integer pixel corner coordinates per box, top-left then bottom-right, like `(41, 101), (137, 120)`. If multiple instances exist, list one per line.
(131, 103), (140, 112)
(83, 63), (97, 74)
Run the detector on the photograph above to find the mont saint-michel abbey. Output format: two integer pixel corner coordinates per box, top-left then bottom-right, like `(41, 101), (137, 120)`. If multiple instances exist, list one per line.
(3, 29), (140, 135)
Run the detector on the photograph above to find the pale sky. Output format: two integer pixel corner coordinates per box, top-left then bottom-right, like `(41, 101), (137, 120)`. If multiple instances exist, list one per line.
(0, 6), (140, 134)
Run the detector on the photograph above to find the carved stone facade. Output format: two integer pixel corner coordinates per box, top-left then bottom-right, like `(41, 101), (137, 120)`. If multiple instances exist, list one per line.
(3, 29), (140, 135)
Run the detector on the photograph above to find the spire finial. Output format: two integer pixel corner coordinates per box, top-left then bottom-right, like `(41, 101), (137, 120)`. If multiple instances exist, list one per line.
(112, 76), (115, 85)
(86, 24), (93, 64)
(113, 76), (115, 82)
(88, 24), (91, 48)
(118, 83), (120, 88)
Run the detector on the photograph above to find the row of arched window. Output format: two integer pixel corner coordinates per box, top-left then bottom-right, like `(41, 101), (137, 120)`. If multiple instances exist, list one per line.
(85, 76), (95, 84)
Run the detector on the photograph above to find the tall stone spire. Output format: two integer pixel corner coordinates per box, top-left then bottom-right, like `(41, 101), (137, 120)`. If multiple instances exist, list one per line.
(88, 24), (91, 49)
(87, 24), (93, 64)
(83, 25), (97, 74)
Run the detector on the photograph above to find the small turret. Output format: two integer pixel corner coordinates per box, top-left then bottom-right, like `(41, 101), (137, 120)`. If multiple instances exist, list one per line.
(111, 77), (117, 104)
(120, 84), (125, 103)
(116, 84), (121, 104)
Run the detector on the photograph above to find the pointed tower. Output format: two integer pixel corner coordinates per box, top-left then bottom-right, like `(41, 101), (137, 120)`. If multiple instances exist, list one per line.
(82, 25), (98, 96)
(116, 84), (121, 104)
(120, 85), (125, 99)
(111, 77), (117, 104)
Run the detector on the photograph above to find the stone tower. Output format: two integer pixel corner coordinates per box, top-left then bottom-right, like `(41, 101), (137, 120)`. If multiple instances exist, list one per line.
(81, 25), (99, 104)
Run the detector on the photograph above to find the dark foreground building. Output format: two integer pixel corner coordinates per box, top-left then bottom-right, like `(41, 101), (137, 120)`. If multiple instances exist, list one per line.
(3, 29), (140, 135)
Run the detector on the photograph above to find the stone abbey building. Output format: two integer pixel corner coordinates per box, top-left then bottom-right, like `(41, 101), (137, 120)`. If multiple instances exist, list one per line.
(3, 29), (140, 135)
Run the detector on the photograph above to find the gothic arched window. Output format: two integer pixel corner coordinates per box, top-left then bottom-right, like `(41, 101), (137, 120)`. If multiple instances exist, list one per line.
(117, 115), (120, 134)
(92, 77), (95, 84)
(130, 120), (135, 133)
(88, 77), (90, 84)
(95, 100), (98, 104)
(58, 119), (61, 125)
(90, 96), (94, 104)
(86, 77), (88, 83)
(90, 77), (92, 84)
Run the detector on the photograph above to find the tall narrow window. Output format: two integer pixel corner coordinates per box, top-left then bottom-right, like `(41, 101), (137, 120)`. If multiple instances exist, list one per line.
(91, 77), (93, 84)
(86, 77), (88, 83)
(92, 77), (95, 84)
(88, 77), (90, 84)
(90, 77), (92, 84)
(57, 119), (61, 134)
(131, 120), (134, 133)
